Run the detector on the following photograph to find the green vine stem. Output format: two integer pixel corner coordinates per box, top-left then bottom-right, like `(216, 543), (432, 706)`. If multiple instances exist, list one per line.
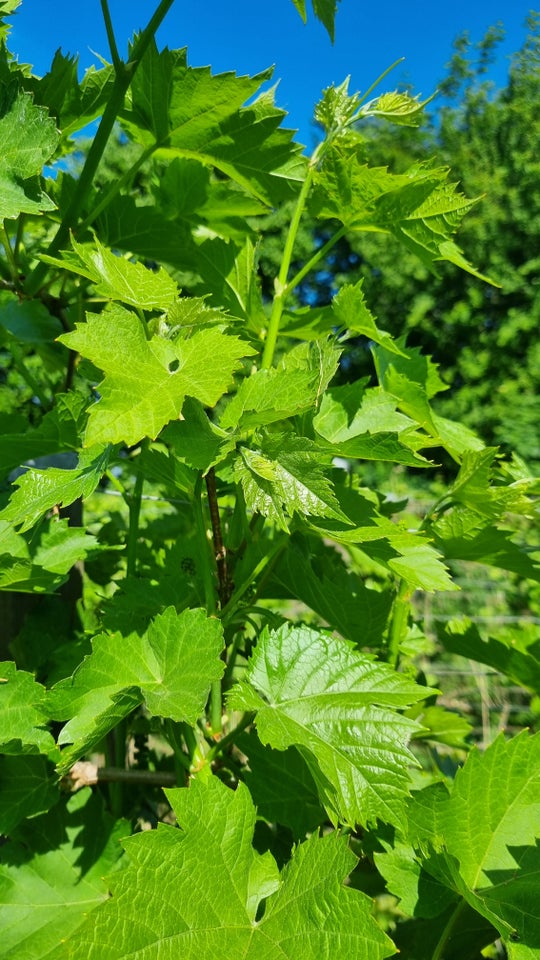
(24, 0), (176, 296)
(193, 473), (222, 736)
(205, 712), (255, 763)
(1, 222), (20, 284)
(387, 578), (412, 668)
(283, 224), (347, 298)
(125, 451), (145, 578)
(205, 467), (231, 607)
(100, 0), (122, 71)
(261, 161), (317, 370)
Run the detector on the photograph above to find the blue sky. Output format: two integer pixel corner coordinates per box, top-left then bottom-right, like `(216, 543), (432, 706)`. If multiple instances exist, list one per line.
(8, 1), (533, 147)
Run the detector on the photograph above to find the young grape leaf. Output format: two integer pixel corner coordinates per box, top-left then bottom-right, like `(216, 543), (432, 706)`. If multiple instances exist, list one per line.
(40, 236), (179, 310)
(228, 622), (430, 828)
(314, 77), (362, 135)
(120, 41), (305, 204)
(234, 433), (348, 531)
(359, 90), (435, 127)
(0, 755), (58, 835)
(0, 49), (59, 219)
(0, 661), (58, 759)
(0, 788), (126, 959)
(332, 281), (408, 355)
(0, 444), (113, 532)
(63, 777), (395, 959)
(58, 304), (256, 446)
(310, 144), (491, 281)
(48, 607), (224, 774)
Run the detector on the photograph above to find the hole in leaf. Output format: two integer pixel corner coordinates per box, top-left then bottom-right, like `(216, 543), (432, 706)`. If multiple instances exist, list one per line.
(168, 359), (180, 373)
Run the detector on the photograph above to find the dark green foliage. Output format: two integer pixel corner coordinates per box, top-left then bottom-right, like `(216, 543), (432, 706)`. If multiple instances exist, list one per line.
(0, 2), (539, 958)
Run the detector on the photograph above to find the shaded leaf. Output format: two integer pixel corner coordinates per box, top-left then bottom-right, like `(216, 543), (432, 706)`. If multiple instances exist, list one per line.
(441, 618), (540, 696)
(234, 433), (347, 531)
(237, 731), (327, 839)
(0, 662), (57, 759)
(0, 789), (126, 958)
(0, 755), (58, 835)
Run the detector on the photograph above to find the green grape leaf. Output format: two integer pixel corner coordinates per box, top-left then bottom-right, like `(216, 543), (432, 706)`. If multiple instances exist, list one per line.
(0, 50), (59, 219)
(0, 788), (126, 959)
(442, 618), (540, 696)
(0, 444), (113, 532)
(183, 236), (266, 328)
(0, 556), (66, 593)
(120, 42), (305, 204)
(0, 393), (89, 480)
(27, 51), (114, 141)
(228, 623), (430, 828)
(314, 77), (361, 134)
(0, 517), (102, 594)
(310, 145), (492, 281)
(48, 607), (224, 774)
(221, 340), (340, 430)
(430, 507), (540, 581)
(0, 661), (58, 759)
(64, 777), (395, 959)
(444, 447), (537, 518)
(332, 281), (407, 355)
(290, 0), (340, 41)
(234, 433), (348, 532)
(0, 289), (63, 342)
(406, 733), (540, 952)
(58, 304), (255, 447)
(31, 518), (101, 574)
(0, 755), (58, 835)
(40, 236), (179, 310)
(408, 704), (473, 749)
(374, 841), (457, 919)
(163, 399), (234, 472)
(305, 486), (457, 593)
(313, 383), (433, 466)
